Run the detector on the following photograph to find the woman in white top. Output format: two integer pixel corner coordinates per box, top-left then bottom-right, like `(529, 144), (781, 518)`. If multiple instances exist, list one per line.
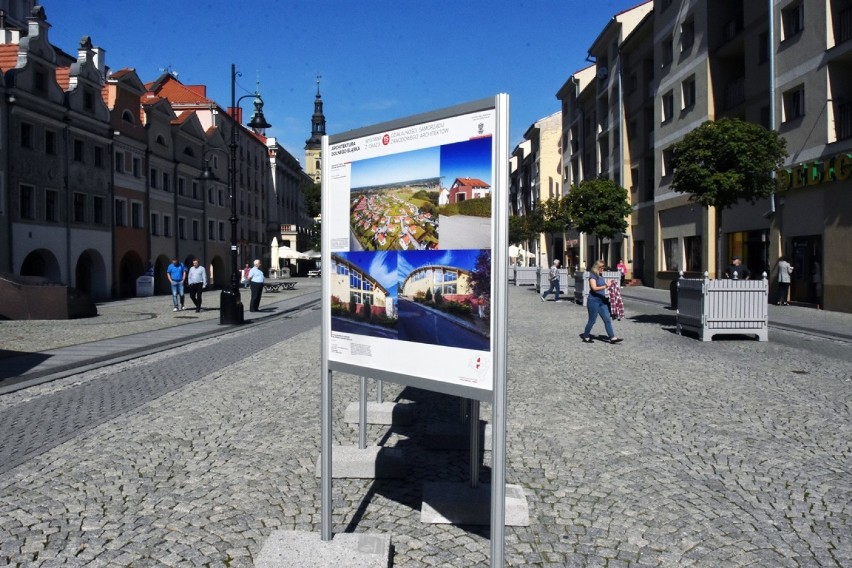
(777, 256), (793, 306)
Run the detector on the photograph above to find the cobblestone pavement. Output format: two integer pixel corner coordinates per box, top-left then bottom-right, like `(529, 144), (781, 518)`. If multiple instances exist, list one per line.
(0, 286), (850, 566)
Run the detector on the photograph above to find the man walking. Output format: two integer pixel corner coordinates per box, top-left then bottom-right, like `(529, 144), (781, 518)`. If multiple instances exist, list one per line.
(540, 259), (562, 302)
(186, 259), (208, 313)
(166, 258), (188, 312)
(248, 259), (265, 312)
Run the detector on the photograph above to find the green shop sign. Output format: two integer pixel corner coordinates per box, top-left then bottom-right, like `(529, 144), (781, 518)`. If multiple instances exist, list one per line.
(776, 152), (852, 191)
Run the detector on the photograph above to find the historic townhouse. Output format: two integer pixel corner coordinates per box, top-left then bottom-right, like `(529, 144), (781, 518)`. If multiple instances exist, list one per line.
(0, 2), (314, 302)
(3, 7), (113, 298)
(107, 68), (149, 297)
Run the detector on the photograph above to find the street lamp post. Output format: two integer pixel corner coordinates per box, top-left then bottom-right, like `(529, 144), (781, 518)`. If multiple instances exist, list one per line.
(198, 63), (271, 325)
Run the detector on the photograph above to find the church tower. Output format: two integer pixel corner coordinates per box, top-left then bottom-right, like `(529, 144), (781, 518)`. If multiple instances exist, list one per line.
(304, 75), (325, 183)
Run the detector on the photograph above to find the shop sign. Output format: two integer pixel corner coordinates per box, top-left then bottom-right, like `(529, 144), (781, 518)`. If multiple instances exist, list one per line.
(776, 152), (852, 191)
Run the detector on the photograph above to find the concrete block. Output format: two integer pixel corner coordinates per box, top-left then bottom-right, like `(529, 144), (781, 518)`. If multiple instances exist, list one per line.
(315, 445), (406, 479)
(420, 482), (530, 526)
(424, 422), (492, 451)
(255, 530), (391, 568)
(344, 401), (414, 426)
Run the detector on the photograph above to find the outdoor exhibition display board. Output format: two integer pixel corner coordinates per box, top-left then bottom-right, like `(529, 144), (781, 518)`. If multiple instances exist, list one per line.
(320, 95), (510, 565)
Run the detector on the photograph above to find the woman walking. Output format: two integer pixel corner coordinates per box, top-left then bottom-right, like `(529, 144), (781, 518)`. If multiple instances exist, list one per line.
(581, 260), (623, 344)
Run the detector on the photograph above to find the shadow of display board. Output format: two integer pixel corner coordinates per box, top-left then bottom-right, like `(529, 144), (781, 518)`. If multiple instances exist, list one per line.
(320, 95), (510, 566)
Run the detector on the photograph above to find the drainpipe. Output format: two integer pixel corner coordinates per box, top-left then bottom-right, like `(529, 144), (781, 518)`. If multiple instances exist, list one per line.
(63, 115), (72, 286)
(768, 0), (777, 214)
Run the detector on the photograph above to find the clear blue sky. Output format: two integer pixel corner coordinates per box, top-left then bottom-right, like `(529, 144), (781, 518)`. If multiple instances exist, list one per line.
(44, 0), (643, 163)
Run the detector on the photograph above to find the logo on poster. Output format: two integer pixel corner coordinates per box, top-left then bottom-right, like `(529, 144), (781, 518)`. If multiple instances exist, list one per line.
(382, 133), (390, 145)
(478, 122), (485, 135)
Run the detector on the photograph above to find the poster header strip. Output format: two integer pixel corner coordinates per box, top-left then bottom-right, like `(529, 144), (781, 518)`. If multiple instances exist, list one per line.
(329, 361), (495, 403)
(328, 96), (496, 145)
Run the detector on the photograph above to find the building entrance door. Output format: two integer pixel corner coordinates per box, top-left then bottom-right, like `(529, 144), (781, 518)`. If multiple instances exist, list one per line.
(790, 236), (822, 306)
(633, 241), (644, 284)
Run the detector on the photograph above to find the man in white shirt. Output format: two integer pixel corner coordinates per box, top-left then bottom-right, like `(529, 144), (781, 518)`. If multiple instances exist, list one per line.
(186, 259), (208, 313)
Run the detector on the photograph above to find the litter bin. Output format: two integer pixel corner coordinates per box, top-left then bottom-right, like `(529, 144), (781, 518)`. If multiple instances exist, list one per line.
(136, 275), (154, 297)
(669, 272), (680, 309)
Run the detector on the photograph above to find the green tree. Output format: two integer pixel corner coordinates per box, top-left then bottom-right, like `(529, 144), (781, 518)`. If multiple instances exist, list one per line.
(565, 177), (632, 259)
(670, 118), (787, 273)
(539, 196), (572, 262)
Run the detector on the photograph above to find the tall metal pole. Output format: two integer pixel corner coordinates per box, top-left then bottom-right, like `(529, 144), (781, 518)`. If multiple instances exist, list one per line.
(220, 63), (244, 324)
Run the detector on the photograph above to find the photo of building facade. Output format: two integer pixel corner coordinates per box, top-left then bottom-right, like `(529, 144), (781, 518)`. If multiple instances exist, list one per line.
(330, 253), (395, 322)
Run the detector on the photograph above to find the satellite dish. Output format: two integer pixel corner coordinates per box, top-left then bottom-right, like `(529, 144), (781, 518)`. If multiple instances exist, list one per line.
(597, 66), (609, 80)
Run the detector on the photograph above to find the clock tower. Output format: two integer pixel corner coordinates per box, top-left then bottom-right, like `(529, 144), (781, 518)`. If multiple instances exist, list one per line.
(305, 75), (325, 183)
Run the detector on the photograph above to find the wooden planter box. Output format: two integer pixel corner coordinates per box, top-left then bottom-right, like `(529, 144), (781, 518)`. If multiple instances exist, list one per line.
(514, 266), (538, 286)
(572, 271), (620, 306)
(536, 268), (569, 293)
(676, 272), (769, 341)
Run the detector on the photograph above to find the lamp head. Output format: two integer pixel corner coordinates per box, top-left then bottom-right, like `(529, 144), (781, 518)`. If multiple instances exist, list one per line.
(247, 94), (271, 130)
(196, 164), (219, 182)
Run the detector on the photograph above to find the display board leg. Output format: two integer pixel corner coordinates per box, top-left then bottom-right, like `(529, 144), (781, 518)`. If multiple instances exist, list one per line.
(359, 376), (367, 450)
(469, 399), (480, 488)
(376, 379), (383, 403)
(321, 369), (332, 541)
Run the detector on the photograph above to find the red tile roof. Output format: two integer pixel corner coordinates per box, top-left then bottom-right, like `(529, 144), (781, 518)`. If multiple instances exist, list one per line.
(147, 74), (215, 105)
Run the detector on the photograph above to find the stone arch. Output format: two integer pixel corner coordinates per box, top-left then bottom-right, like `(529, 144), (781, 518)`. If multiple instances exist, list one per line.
(153, 254), (172, 295)
(118, 250), (145, 297)
(75, 249), (108, 299)
(210, 255), (226, 288)
(20, 248), (62, 282)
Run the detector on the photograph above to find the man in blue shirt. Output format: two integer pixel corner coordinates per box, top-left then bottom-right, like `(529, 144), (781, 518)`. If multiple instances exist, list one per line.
(248, 259), (265, 312)
(166, 258), (188, 312)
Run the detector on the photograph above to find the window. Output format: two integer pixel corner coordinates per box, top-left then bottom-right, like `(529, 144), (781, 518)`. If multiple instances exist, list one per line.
(163, 215), (172, 237)
(783, 86), (805, 122)
(93, 196), (105, 225)
(178, 217), (186, 240)
(34, 69), (47, 93)
(150, 168), (159, 188)
(782, 3), (804, 40)
(132, 157), (141, 177)
(83, 88), (95, 111)
(192, 219), (200, 241)
(45, 130), (56, 155)
(73, 140), (84, 162)
(218, 190), (224, 206)
(218, 221), (225, 241)
(151, 213), (159, 236)
(680, 20), (695, 53)
(663, 237), (680, 271)
(684, 236), (702, 272)
(192, 181), (199, 199)
(178, 177), (185, 196)
(662, 147), (674, 177)
(115, 151), (125, 173)
(122, 109), (135, 124)
(73, 193), (86, 222)
(19, 185), (35, 219)
(682, 77), (696, 109)
(208, 188), (215, 204)
(662, 90), (675, 122)
(131, 202), (143, 228)
(115, 199), (127, 227)
(45, 190), (58, 222)
(94, 146), (104, 168)
(208, 219), (215, 240)
(20, 123), (33, 148)
(163, 172), (171, 192)
(662, 36), (674, 66)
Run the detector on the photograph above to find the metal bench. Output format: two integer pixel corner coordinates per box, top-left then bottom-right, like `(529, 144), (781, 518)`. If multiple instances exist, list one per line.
(308, 270), (321, 278)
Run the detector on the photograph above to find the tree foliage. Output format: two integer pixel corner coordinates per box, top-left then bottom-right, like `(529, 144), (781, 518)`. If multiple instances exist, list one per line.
(564, 177), (631, 239)
(469, 249), (491, 301)
(670, 118), (787, 210)
(509, 213), (538, 246)
(302, 180), (321, 218)
(539, 196), (572, 236)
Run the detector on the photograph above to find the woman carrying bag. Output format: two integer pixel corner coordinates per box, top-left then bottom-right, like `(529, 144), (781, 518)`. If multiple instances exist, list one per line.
(580, 260), (623, 344)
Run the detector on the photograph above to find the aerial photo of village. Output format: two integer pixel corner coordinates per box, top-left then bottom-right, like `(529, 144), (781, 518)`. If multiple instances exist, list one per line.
(350, 180), (440, 251)
(349, 137), (494, 251)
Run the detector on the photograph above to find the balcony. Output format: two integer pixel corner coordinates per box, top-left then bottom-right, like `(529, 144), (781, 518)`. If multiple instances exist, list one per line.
(723, 77), (745, 110)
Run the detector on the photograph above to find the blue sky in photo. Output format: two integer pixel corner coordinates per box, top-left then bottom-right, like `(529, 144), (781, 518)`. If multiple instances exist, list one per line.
(397, 249), (484, 283)
(45, 0), (645, 162)
(440, 137), (492, 186)
(337, 251), (398, 296)
(351, 147), (440, 189)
